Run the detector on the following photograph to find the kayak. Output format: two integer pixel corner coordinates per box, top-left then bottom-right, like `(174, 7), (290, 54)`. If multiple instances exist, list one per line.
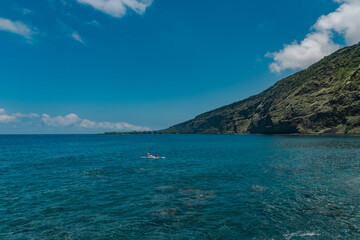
(140, 156), (166, 159)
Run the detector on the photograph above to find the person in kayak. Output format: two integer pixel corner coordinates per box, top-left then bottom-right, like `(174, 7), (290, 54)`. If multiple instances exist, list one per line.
(155, 152), (159, 158)
(147, 152), (153, 158)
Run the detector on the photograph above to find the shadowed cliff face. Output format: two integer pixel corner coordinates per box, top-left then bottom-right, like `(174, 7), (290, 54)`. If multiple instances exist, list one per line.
(161, 43), (360, 134)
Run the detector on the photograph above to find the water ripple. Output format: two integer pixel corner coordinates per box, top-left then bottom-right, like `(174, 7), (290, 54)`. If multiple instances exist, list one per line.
(1, 135), (360, 239)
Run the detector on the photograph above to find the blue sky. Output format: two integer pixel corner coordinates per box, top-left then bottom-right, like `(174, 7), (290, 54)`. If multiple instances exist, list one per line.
(0, 0), (359, 133)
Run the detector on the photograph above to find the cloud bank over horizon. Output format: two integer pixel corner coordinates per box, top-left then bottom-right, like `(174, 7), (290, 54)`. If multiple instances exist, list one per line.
(268, 0), (360, 73)
(0, 108), (150, 133)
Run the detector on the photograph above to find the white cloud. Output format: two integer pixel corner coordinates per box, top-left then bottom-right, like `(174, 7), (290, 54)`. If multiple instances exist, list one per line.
(40, 113), (150, 131)
(42, 113), (81, 126)
(80, 119), (97, 128)
(96, 121), (150, 131)
(14, 112), (40, 118)
(268, 32), (339, 73)
(0, 108), (150, 132)
(77, 0), (153, 18)
(0, 17), (33, 39)
(80, 119), (150, 131)
(268, 0), (360, 73)
(71, 31), (85, 44)
(315, 0), (360, 45)
(0, 109), (17, 123)
(0, 114), (16, 123)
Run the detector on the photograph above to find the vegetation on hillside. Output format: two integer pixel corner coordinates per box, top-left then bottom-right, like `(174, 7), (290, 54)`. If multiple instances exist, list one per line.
(159, 43), (360, 134)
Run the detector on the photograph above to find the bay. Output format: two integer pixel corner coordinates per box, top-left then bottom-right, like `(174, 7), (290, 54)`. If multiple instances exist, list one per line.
(1, 134), (360, 239)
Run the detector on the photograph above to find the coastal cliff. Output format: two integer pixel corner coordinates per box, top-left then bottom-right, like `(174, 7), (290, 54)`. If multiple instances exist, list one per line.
(157, 43), (360, 134)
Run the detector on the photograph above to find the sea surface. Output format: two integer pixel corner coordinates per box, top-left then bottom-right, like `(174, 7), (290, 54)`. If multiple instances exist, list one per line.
(1, 134), (360, 239)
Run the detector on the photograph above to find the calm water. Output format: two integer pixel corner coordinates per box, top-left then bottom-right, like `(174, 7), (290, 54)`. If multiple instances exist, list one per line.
(1, 134), (360, 239)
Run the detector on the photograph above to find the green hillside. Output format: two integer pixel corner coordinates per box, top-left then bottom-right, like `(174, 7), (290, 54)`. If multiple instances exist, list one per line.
(159, 43), (360, 134)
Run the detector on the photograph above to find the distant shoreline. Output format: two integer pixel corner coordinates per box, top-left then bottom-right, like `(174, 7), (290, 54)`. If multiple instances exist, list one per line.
(0, 133), (359, 136)
(104, 131), (360, 136)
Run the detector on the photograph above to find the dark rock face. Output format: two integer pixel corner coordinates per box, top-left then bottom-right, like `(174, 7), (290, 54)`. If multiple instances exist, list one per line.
(160, 43), (360, 134)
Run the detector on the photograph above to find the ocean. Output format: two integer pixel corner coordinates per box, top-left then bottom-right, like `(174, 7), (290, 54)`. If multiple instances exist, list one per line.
(1, 134), (360, 239)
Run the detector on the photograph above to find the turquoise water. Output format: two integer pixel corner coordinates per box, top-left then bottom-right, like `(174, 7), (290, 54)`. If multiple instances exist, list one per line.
(1, 135), (360, 239)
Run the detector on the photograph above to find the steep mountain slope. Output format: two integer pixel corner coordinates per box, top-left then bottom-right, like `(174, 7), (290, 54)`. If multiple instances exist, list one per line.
(160, 43), (360, 134)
